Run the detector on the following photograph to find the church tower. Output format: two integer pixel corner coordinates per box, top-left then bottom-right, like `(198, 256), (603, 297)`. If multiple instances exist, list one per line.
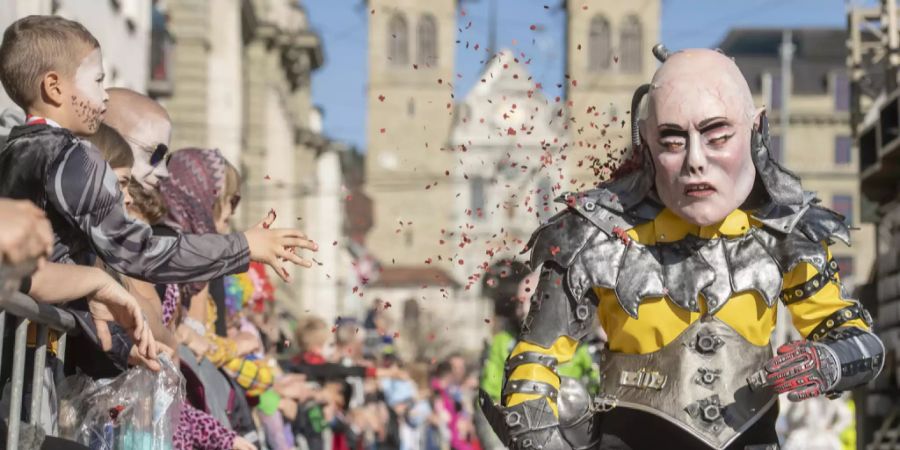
(365, 0), (457, 267)
(565, 0), (660, 187)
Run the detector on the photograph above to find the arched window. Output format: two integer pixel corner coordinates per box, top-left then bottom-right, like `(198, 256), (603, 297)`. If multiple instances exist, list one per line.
(588, 15), (611, 72)
(387, 13), (409, 66)
(620, 15), (642, 73)
(417, 14), (438, 66)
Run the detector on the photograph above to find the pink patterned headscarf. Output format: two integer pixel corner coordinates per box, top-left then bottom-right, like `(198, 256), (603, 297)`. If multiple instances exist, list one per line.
(159, 148), (228, 299)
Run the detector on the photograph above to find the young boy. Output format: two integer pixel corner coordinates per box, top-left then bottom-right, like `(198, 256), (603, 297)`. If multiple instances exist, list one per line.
(0, 15), (316, 286)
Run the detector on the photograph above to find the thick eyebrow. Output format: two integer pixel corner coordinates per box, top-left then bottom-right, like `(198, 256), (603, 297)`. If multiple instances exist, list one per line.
(697, 116), (728, 129)
(657, 122), (685, 131)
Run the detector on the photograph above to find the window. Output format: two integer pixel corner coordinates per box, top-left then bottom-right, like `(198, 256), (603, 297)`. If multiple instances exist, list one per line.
(148, 3), (174, 97)
(834, 135), (852, 165)
(619, 15), (642, 73)
(832, 195), (853, 225)
(834, 72), (849, 112)
(471, 177), (485, 220)
(417, 14), (438, 66)
(588, 15), (611, 72)
(768, 134), (783, 163)
(834, 256), (854, 278)
(387, 13), (409, 66)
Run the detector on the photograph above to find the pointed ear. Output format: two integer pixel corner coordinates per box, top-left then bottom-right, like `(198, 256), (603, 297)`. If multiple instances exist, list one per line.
(752, 106), (766, 130)
(40, 71), (64, 107)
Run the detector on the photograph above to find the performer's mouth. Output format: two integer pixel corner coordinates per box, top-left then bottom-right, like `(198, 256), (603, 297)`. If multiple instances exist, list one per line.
(684, 182), (716, 197)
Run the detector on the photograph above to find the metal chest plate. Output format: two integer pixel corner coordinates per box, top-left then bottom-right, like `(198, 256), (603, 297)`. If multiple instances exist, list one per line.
(599, 318), (776, 450)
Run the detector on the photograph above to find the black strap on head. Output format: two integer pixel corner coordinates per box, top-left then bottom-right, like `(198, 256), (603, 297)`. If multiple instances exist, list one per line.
(630, 84), (652, 150)
(629, 44), (669, 151)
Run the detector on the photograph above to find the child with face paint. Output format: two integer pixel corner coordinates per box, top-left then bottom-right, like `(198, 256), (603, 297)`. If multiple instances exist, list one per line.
(480, 48), (885, 450)
(0, 14), (317, 315)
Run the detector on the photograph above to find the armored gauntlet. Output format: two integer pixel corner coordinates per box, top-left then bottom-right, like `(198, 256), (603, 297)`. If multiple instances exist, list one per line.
(750, 305), (884, 400)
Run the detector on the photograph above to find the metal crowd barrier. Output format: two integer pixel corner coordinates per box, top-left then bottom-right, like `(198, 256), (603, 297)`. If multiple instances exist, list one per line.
(0, 291), (76, 448)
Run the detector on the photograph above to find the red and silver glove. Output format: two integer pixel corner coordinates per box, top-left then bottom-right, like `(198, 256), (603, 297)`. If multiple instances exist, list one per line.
(748, 340), (840, 402)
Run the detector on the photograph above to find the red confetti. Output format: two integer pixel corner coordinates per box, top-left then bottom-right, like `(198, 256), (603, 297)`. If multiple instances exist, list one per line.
(380, 128), (386, 134)
(264, 175), (271, 180)
(378, 94), (385, 102)
(549, 245), (561, 256)
(529, 24), (537, 30)
(507, 127), (517, 136)
(612, 226), (631, 244)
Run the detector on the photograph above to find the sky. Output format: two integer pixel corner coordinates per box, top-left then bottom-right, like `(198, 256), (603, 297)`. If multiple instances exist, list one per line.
(304, 0), (857, 152)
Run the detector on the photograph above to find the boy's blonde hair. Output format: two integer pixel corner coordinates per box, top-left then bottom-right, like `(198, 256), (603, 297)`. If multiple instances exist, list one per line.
(0, 15), (100, 109)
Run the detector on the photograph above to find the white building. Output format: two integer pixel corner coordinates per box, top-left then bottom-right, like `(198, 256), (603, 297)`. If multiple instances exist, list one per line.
(0, 0), (152, 110)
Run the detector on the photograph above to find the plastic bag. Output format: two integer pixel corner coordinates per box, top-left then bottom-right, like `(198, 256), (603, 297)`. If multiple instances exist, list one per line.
(58, 354), (183, 450)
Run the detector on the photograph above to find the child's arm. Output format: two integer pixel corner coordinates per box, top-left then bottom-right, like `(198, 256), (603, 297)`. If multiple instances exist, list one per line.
(27, 262), (156, 360)
(45, 141), (316, 283)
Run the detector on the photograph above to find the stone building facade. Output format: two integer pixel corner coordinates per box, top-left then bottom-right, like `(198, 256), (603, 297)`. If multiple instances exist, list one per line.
(162, 0), (355, 320)
(364, 0), (458, 269)
(564, 0), (661, 188)
(847, 3), (900, 446)
(718, 29), (874, 297)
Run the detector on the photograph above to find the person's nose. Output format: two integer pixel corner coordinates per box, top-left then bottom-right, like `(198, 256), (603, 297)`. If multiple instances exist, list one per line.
(155, 163), (170, 179)
(685, 132), (707, 177)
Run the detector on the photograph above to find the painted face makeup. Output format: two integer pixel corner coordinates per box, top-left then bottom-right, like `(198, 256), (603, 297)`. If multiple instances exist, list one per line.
(70, 48), (108, 134)
(123, 119), (172, 190)
(641, 50), (758, 226)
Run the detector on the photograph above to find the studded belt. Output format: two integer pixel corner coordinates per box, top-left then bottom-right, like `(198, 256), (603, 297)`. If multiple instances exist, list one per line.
(599, 317), (776, 450)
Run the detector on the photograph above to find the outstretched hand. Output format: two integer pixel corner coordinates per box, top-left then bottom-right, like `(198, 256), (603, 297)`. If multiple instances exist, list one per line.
(243, 210), (318, 282)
